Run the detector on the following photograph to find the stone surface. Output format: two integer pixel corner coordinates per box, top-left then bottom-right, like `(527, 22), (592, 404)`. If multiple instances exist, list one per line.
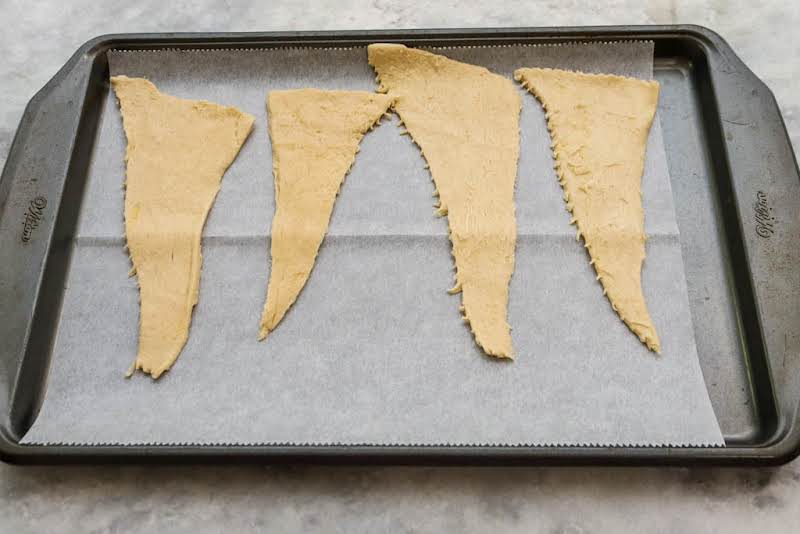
(0, 0), (798, 532)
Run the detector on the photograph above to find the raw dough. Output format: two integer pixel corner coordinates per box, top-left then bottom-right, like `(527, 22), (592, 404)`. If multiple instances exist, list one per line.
(515, 67), (661, 351)
(368, 44), (520, 359)
(111, 76), (254, 378)
(259, 89), (394, 339)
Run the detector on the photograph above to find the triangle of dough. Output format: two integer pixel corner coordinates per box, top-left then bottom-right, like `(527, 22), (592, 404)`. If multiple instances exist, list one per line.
(259, 89), (394, 339)
(111, 76), (254, 378)
(514, 67), (661, 352)
(368, 44), (520, 359)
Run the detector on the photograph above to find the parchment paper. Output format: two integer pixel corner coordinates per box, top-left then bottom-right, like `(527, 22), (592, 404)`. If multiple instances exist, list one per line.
(22, 42), (724, 446)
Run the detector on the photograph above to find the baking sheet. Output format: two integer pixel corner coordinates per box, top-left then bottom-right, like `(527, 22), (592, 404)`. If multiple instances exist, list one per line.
(22, 42), (724, 446)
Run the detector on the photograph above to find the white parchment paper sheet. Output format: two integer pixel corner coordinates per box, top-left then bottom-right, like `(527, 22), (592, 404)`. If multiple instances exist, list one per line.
(23, 42), (724, 446)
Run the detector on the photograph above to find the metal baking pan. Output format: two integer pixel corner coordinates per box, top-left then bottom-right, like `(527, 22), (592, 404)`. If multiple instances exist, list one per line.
(1, 26), (798, 465)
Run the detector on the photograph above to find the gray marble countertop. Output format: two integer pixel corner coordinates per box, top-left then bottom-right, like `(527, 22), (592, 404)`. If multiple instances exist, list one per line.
(1, 1), (798, 532)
